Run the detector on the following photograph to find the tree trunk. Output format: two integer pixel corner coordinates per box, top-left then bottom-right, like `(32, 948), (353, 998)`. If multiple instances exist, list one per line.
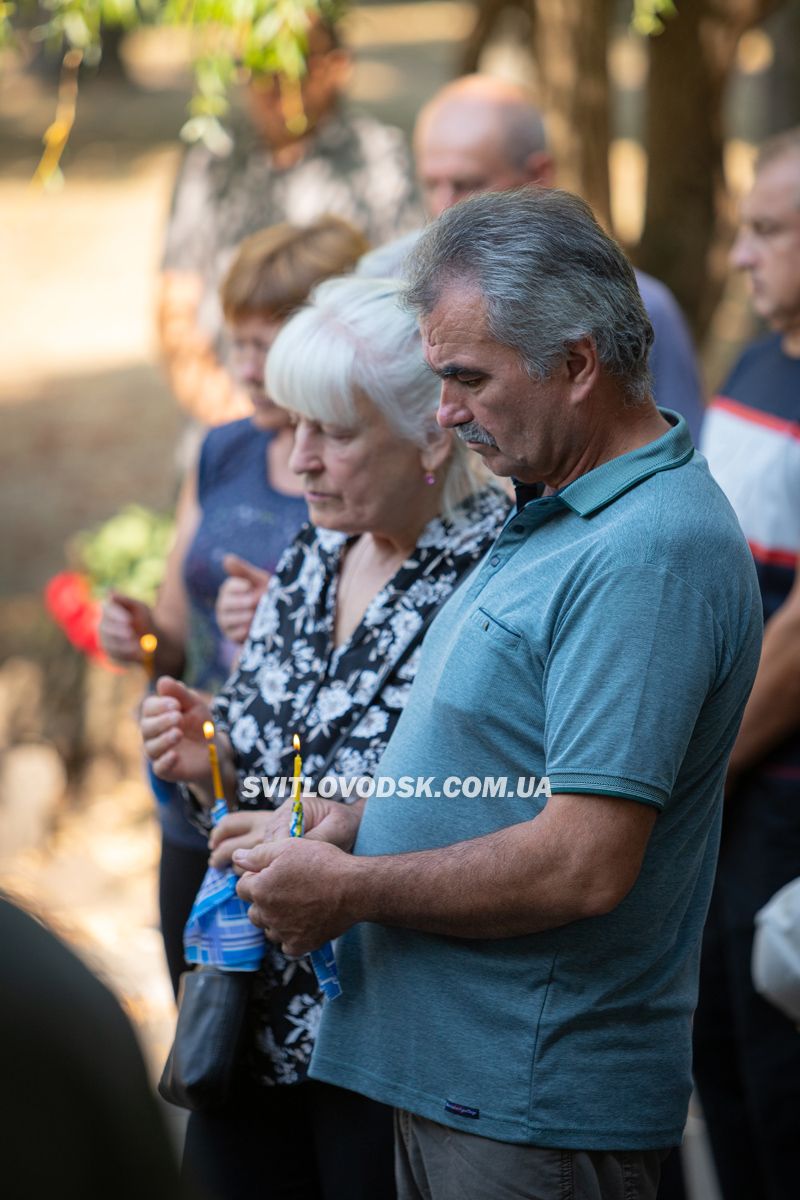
(765, 1), (800, 135)
(461, 0), (531, 74)
(533, 0), (615, 228)
(638, 0), (784, 340)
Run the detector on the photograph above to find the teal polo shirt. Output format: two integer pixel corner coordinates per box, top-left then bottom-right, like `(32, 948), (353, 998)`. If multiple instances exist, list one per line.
(310, 413), (762, 1149)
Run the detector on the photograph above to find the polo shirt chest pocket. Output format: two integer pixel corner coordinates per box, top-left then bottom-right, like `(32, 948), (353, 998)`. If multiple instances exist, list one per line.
(474, 607), (522, 649)
(438, 606), (524, 716)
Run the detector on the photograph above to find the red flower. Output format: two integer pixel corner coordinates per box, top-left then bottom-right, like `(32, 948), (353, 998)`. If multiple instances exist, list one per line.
(44, 571), (113, 666)
(45, 571), (90, 624)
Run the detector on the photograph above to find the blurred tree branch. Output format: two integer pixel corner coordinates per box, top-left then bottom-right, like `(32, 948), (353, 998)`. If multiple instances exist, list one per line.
(2, 0), (344, 185)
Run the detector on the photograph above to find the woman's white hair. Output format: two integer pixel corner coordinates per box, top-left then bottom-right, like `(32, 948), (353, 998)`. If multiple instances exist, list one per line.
(265, 274), (490, 516)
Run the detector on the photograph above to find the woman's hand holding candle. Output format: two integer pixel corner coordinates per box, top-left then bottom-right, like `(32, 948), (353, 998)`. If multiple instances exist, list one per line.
(212, 796), (364, 869)
(99, 593), (186, 678)
(209, 809), (280, 868)
(98, 591), (156, 665)
(140, 677), (231, 794)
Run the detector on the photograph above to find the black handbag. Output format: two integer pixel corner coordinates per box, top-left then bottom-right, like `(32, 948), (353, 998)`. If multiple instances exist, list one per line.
(158, 966), (251, 1112)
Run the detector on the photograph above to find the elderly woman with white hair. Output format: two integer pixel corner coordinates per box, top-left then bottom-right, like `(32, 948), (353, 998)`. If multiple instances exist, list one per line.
(140, 275), (509, 1200)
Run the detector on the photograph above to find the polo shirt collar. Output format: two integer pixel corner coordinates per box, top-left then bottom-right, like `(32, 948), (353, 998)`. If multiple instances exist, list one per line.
(516, 409), (693, 519)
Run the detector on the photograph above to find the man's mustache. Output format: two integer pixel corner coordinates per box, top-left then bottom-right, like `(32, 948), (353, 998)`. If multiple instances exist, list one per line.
(454, 421), (498, 448)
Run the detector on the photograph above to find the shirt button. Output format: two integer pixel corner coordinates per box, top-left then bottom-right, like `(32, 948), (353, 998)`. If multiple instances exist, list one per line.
(490, 555), (500, 566)
(512, 524), (524, 533)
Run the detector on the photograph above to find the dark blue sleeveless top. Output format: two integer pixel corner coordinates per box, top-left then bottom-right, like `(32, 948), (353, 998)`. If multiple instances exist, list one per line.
(160, 418), (308, 847)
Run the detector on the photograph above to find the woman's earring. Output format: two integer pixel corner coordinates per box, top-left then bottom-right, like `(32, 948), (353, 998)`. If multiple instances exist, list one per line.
(424, 472), (436, 486)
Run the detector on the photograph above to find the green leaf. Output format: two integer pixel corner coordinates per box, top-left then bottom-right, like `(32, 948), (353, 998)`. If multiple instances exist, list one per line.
(72, 504), (176, 604)
(631, 0), (677, 37)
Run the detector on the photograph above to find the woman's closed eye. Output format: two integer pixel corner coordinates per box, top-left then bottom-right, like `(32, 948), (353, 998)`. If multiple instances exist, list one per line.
(320, 424), (355, 441)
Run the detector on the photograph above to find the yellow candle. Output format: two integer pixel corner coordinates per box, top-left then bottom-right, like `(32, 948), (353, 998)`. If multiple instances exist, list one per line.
(139, 633), (157, 680)
(289, 734), (304, 835)
(203, 720), (226, 803)
(292, 733), (302, 801)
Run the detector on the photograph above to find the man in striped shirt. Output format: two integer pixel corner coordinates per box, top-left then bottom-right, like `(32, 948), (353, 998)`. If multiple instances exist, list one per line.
(696, 127), (800, 1200)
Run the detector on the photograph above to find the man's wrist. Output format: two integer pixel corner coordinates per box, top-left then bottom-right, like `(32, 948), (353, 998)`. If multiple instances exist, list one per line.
(339, 851), (381, 927)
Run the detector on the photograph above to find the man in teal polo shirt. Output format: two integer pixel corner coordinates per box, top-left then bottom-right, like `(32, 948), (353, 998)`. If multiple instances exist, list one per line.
(236, 189), (762, 1200)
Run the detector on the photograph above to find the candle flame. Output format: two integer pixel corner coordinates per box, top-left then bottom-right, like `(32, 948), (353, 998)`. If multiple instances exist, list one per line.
(203, 720), (215, 740)
(293, 734), (300, 752)
(139, 633), (157, 654)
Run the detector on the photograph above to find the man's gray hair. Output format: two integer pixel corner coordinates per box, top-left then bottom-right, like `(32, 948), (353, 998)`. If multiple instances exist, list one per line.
(405, 188), (654, 404)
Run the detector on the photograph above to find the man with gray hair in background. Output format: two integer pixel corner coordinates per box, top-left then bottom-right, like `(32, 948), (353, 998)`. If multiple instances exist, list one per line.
(236, 187), (761, 1200)
(363, 73), (705, 441)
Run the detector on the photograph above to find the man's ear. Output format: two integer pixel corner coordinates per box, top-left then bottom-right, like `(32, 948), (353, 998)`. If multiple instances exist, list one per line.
(564, 337), (600, 402)
(524, 152), (556, 188)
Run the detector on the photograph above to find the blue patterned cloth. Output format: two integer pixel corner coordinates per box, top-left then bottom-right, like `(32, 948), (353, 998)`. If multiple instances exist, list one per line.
(183, 801), (266, 971)
(309, 943), (342, 1001)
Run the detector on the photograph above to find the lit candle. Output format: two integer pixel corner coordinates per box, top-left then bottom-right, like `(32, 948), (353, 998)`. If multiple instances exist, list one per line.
(139, 633), (157, 680)
(202, 719), (226, 803)
(290, 734), (304, 836)
(292, 734), (302, 795)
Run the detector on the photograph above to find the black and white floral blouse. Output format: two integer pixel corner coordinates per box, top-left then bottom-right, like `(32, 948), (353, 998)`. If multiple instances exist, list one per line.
(211, 483), (510, 1087)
